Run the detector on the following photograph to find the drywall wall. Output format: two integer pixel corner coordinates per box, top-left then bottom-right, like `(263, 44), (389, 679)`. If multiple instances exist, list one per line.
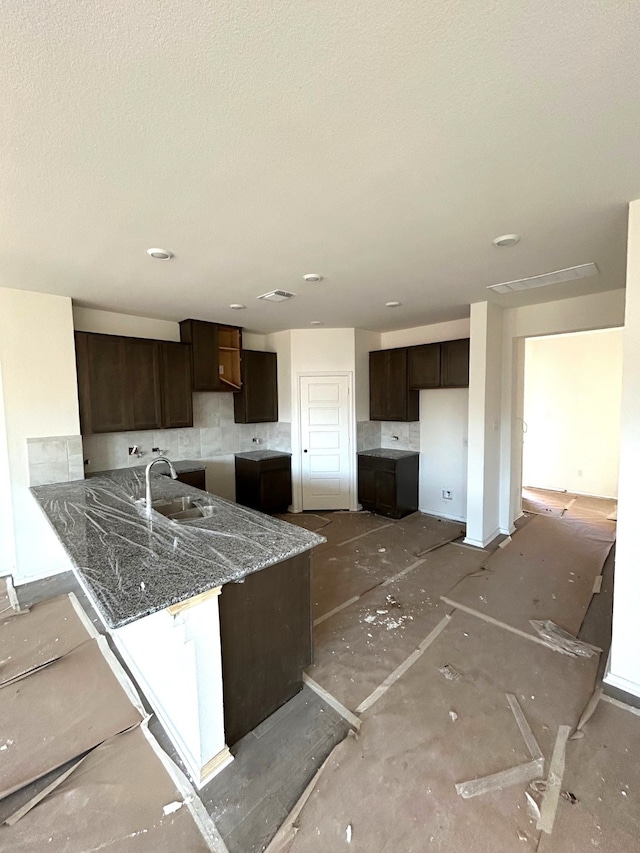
(0, 288), (81, 581)
(266, 330), (292, 423)
(73, 306), (181, 341)
(380, 317), (470, 348)
(0, 363), (17, 576)
(522, 329), (623, 497)
(608, 200), (640, 699)
(419, 389), (468, 521)
(499, 289), (626, 533)
(355, 328), (380, 422)
(465, 302), (503, 546)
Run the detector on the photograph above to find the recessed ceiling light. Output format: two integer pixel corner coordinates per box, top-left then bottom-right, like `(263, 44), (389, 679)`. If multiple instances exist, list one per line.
(229, 303), (245, 310)
(492, 234), (520, 248)
(487, 262), (598, 294)
(385, 301), (401, 308)
(303, 273), (323, 283)
(146, 248), (174, 260)
(310, 320), (323, 326)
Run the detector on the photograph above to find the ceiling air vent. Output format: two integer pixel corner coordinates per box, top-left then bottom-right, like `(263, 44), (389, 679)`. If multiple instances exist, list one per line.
(487, 263), (598, 294)
(257, 290), (296, 302)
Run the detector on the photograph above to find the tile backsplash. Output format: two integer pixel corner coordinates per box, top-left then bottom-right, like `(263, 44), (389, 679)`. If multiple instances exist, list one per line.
(82, 393), (292, 474)
(27, 435), (84, 486)
(380, 421), (421, 452)
(357, 420), (420, 453)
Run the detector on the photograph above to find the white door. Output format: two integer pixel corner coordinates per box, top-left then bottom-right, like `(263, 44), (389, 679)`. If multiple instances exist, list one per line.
(299, 375), (352, 510)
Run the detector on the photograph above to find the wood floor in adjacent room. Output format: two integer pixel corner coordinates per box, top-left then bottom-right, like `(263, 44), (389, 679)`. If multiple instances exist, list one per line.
(6, 491), (639, 853)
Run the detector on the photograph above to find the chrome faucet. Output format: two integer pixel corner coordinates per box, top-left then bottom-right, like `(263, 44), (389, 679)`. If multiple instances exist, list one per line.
(145, 456), (178, 517)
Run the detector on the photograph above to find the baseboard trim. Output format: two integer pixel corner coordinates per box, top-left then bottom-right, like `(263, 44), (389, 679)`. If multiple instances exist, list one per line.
(463, 527), (500, 549)
(603, 669), (640, 703)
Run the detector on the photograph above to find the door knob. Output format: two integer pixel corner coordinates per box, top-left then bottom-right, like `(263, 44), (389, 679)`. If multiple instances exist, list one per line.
(303, 449), (308, 453)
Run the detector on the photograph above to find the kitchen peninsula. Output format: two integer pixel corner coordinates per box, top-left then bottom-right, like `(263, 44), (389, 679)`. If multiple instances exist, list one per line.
(31, 467), (324, 787)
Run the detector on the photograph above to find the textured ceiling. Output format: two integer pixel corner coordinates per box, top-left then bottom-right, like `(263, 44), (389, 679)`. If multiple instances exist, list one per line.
(2, 1), (640, 333)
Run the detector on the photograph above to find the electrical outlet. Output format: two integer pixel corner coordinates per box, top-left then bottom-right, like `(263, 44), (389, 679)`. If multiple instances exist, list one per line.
(577, 469), (583, 477)
(442, 489), (453, 500)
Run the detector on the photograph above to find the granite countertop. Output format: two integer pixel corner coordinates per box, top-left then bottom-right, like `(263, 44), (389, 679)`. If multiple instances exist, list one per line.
(357, 447), (420, 460)
(31, 468), (324, 631)
(234, 450), (292, 461)
(88, 459), (206, 478)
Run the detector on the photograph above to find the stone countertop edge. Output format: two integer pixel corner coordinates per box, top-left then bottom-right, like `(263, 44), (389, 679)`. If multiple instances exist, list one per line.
(234, 450), (292, 461)
(87, 459), (206, 477)
(30, 468), (325, 631)
(357, 447), (420, 459)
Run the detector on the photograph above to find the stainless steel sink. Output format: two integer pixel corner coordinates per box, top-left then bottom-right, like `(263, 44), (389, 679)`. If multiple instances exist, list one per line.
(147, 497), (217, 523)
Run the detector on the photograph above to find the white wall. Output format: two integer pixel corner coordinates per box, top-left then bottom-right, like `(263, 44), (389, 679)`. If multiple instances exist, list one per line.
(608, 200), (640, 699)
(0, 288), (81, 581)
(380, 318), (470, 349)
(522, 330), (623, 497)
(419, 389), (468, 521)
(354, 329), (381, 422)
(498, 289), (626, 533)
(73, 306), (181, 341)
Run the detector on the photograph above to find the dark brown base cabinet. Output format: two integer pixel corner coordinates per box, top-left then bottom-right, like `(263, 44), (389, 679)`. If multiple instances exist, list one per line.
(357, 452), (419, 519)
(175, 469), (206, 490)
(218, 551), (312, 746)
(234, 452), (292, 514)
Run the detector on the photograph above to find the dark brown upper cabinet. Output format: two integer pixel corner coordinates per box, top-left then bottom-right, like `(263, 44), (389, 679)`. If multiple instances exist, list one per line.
(369, 348), (419, 422)
(75, 332), (193, 434)
(408, 343), (441, 389)
(179, 319), (242, 392)
(407, 338), (470, 390)
(160, 341), (194, 428)
(440, 338), (470, 387)
(234, 350), (278, 424)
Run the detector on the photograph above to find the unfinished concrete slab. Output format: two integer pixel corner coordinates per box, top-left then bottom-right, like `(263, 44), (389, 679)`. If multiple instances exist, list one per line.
(444, 514), (615, 640)
(268, 610), (600, 853)
(308, 545), (485, 711)
(0, 726), (217, 852)
(0, 594), (92, 686)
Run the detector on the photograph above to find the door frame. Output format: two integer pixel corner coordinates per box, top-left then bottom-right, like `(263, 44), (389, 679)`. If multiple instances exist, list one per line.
(292, 371), (357, 513)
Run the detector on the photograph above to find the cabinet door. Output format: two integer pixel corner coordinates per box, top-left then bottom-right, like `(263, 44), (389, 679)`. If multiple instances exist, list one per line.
(85, 333), (132, 433)
(160, 342), (193, 428)
(374, 469), (397, 516)
(369, 349), (419, 421)
(128, 338), (163, 431)
(180, 319), (220, 391)
(259, 465), (292, 513)
(408, 343), (441, 389)
(176, 469), (206, 490)
(180, 319), (242, 392)
(357, 458), (378, 510)
(234, 350), (278, 423)
(441, 338), (470, 387)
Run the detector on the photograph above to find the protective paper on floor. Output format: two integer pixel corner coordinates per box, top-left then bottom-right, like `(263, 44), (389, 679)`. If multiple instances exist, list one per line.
(537, 699), (640, 853)
(313, 515), (463, 619)
(0, 638), (143, 799)
(444, 514), (615, 639)
(0, 595), (91, 686)
(0, 726), (213, 852)
(269, 611), (599, 853)
(308, 545), (485, 711)
(277, 510), (391, 550)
